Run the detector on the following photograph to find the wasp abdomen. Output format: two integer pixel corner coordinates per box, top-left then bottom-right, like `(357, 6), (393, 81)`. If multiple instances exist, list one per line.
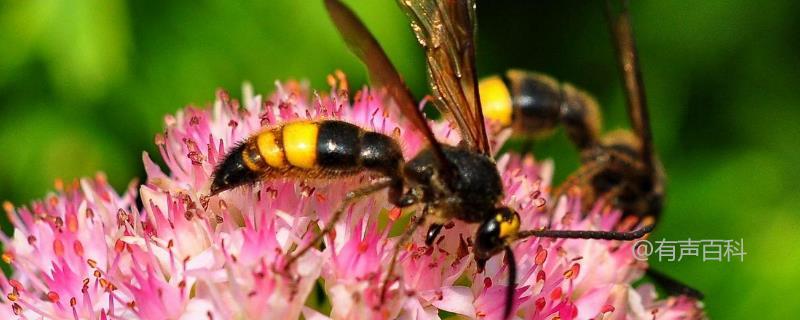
(506, 70), (563, 136)
(316, 120), (361, 169)
(479, 70), (601, 150)
(210, 120), (403, 194)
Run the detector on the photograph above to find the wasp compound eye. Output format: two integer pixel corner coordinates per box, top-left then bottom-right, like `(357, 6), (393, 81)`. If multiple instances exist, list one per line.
(474, 217), (503, 260)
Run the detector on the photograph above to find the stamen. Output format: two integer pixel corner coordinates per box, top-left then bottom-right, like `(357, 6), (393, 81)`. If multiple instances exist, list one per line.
(535, 247), (548, 265)
(535, 297), (546, 311)
(53, 239), (65, 257)
(66, 213), (78, 233)
(11, 302), (22, 315)
(114, 239), (125, 253)
(2, 252), (14, 263)
(550, 287), (562, 300)
(563, 263), (581, 280)
(46, 291), (59, 303)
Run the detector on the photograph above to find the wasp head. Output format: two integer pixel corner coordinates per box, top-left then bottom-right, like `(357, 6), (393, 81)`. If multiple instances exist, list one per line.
(474, 207), (520, 272)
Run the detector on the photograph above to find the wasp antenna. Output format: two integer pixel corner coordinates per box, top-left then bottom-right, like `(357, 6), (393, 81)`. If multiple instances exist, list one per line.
(516, 223), (654, 241)
(503, 246), (517, 320)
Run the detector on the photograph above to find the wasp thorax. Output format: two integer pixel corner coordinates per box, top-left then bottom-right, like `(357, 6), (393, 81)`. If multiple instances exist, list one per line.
(403, 145), (504, 223)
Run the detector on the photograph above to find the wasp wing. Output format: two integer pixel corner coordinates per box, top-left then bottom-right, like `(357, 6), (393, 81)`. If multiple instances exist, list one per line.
(398, 0), (491, 156)
(605, 0), (655, 171)
(324, 0), (452, 171)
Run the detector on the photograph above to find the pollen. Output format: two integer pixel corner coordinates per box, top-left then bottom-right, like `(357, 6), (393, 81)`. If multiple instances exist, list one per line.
(550, 287), (563, 300)
(2, 201), (13, 213)
(51, 218), (63, 232)
(47, 291), (60, 303)
(563, 263), (581, 280)
(115, 239), (126, 253)
(537, 270), (546, 282)
(73, 240), (84, 256)
(8, 279), (23, 292)
(66, 213), (78, 233)
(12, 303), (22, 315)
(53, 239), (65, 257)
(535, 247), (548, 265)
(535, 297), (546, 311)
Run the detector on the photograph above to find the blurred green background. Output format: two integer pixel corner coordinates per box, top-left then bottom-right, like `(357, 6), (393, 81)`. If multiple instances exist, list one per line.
(1, 0), (797, 318)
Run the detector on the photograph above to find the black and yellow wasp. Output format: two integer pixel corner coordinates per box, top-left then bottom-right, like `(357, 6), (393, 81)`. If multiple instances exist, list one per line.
(209, 0), (654, 318)
(478, 5), (661, 226)
(477, 0), (702, 299)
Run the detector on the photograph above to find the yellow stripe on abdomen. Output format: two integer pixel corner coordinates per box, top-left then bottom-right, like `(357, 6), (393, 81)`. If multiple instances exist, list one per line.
(257, 131), (287, 168)
(282, 121), (319, 169)
(479, 76), (513, 126)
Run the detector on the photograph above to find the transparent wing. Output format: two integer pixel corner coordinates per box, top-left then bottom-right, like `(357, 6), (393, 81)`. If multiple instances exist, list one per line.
(605, 0), (655, 171)
(398, 0), (491, 155)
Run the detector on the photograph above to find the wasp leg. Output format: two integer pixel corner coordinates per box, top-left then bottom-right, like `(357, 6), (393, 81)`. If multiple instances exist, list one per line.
(379, 205), (429, 303)
(551, 147), (640, 216)
(646, 268), (704, 299)
(502, 246), (517, 320)
(281, 177), (395, 273)
(515, 222), (654, 241)
(552, 155), (608, 202)
(425, 223), (444, 246)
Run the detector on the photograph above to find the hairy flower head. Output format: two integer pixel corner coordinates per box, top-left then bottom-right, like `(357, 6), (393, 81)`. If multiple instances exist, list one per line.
(1, 78), (704, 319)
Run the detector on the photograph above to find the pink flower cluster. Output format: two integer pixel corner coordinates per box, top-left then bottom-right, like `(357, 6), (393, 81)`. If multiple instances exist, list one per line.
(1, 79), (704, 319)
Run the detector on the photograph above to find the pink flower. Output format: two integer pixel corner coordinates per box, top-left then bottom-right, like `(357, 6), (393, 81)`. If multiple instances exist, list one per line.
(1, 78), (704, 319)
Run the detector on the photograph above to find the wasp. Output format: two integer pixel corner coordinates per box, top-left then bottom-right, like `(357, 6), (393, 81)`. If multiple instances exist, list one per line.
(209, 0), (654, 319)
(478, 0), (702, 299)
(478, 33), (660, 224)
(479, 71), (662, 226)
